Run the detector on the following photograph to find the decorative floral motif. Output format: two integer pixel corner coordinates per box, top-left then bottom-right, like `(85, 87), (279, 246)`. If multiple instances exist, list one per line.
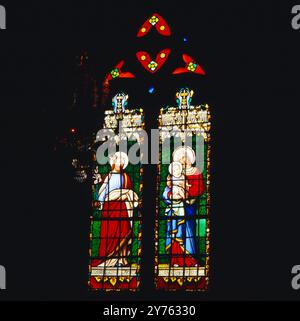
(187, 62), (197, 72)
(148, 61), (158, 71)
(110, 68), (120, 78)
(149, 15), (159, 25)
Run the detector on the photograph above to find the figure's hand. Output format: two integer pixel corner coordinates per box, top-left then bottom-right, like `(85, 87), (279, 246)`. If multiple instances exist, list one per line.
(171, 193), (182, 200)
(93, 167), (102, 185)
(183, 188), (190, 198)
(93, 201), (103, 210)
(166, 175), (172, 188)
(120, 194), (128, 201)
(179, 188), (186, 199)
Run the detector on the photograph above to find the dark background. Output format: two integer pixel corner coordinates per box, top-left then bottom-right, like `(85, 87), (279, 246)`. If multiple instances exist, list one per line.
(0, 0), (299, 301)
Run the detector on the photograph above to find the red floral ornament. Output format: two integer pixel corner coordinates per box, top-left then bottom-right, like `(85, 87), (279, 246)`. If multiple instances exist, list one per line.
(105, 60), (135, 82)
(172, 54), (206, 75)
(136, 49), (171, 73)
(137, 13), (171, 37)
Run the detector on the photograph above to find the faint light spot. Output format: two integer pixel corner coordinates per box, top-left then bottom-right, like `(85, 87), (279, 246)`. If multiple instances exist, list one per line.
(148, 86), (155, 94)
(183, 37), (188, 43)
(70, 128), (77, 134)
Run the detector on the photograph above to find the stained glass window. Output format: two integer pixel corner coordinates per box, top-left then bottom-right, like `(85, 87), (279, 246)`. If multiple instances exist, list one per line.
(89, 93), (144, 291)
(155, 88), (211, 291)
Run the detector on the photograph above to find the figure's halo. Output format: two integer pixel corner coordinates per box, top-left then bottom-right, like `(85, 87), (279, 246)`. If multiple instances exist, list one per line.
(109, 151), (129, 169)
(172, 146), (195, 164)
(168, 161), (183, 175)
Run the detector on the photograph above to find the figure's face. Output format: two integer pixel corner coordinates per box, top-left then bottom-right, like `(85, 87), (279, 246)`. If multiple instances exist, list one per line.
(114, 158), (124, 172)
(180, 155), (192, 169)
(172, 164), (182, 177)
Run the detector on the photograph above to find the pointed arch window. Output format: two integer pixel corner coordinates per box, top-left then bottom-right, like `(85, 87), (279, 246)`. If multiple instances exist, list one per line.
(155, 88), (211, 291)
(89, 93), (144, 291)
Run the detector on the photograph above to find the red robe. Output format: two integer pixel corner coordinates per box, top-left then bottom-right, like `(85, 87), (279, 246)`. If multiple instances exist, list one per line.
(91, 173), (132, 267)
(186, 167), (205, 198)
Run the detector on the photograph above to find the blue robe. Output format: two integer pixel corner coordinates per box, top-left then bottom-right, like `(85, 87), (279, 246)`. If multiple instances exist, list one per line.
(163, 186), (197, 255)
